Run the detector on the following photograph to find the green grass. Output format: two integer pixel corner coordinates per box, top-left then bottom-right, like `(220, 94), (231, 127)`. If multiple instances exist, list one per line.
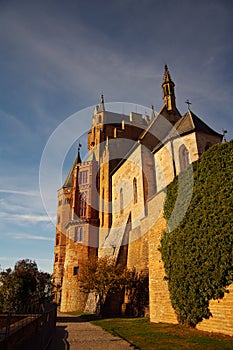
(91, 317), (233, 350)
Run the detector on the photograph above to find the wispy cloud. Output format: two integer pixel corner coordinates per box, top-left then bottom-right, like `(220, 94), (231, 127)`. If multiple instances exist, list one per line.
(0, 190), (39, 196)
(0, 212), (52, 223)
(13, 233), (54, 241)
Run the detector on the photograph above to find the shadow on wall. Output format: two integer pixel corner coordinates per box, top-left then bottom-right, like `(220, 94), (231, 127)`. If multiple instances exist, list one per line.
(103, 271), (149, 317)
(125, 271), (149, 317)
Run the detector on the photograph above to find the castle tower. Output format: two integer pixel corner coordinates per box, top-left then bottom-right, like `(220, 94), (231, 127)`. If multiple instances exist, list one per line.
(53, 146), (99, 311)
(88, 95), (150, 247)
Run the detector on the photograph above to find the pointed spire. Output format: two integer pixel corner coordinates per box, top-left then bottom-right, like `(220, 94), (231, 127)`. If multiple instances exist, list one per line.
(163, 64), (173, 83)
(151, 105), (156, 120)
(63, 144), (82, 188)
(98, 93), (105, 112)
(162, 65), (176, 111)
(77, 143), (82, 164)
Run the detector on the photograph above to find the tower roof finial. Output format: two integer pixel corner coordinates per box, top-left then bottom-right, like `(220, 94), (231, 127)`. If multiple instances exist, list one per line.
(99, 93), (105, 112)
(151, 104), (156, 120)
(77, 143), (82, 164)
(163, 64), (173, 83)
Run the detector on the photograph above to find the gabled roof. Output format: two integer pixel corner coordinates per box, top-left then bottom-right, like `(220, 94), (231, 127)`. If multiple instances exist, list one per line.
(138, 104), (182, 151)
(152, 109), (222, 154)
(174, 110), (222, 137)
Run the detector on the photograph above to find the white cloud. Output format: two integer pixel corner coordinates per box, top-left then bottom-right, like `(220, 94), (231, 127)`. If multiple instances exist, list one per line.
(0, 189), (39, 196)
(13, 233), (54, 241)
(0, 212), (53, 224)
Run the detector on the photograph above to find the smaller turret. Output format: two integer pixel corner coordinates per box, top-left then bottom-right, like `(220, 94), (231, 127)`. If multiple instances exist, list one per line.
(99, 93), (105, 112)
(162, 65), (176, 111)
(94, 93), (105, 114)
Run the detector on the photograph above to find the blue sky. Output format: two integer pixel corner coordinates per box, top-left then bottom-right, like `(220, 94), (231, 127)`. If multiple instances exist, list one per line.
(0, 0), (232, 273)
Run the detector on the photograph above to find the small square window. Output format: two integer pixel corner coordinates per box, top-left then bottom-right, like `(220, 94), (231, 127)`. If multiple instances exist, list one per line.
(73, 266), (79, 275)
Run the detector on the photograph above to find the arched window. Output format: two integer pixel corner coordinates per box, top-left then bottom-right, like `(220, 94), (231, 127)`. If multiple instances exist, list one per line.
(79, 192), (87, 217)
(179, 145), (189, 172)
(120, 188), (123, 214)
(133, 178), (138, 204)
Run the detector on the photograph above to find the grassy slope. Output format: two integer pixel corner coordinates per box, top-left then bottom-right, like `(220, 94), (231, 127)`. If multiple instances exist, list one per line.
(92, 317), (233, 350)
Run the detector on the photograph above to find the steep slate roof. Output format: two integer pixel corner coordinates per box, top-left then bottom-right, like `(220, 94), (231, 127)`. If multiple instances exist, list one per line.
(152, 109), (222, 154)
(174, 110), (222, 137)
(138, 104), (180, 151)
(63, 150), (81, 188)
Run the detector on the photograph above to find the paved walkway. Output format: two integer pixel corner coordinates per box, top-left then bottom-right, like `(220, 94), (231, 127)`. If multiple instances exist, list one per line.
(48, 313), (134, 350)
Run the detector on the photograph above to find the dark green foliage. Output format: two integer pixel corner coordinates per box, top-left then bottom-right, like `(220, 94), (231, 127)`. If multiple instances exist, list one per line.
(0, 259), (53, 313)
(160, 140), (233, 327)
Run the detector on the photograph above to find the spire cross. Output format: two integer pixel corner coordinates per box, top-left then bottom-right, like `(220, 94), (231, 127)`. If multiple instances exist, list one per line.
(222, 129), (227, 142)
(185, 99), (192, 110)
(78, 143), (82, 152)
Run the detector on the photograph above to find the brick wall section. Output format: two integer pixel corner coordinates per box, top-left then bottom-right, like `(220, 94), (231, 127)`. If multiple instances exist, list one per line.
(197, 283), (233, 336)
(127, 228), (149, 272)
(147, 191), (177, 324)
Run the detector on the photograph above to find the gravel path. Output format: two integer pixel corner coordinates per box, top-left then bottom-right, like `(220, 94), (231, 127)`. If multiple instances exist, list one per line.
(48, 313), (134, 350)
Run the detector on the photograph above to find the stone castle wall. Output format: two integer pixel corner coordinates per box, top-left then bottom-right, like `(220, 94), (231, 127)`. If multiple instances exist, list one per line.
(147, 190), (233, 336)
(197, 283), (233, 336)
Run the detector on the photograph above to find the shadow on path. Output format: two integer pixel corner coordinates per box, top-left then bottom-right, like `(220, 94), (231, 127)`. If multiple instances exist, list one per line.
(57, 314), (99, 323)
(48, 313), (134, 349)
(47, 325), (69, 350)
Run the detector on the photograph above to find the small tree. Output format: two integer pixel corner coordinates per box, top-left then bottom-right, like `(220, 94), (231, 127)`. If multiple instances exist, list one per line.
(78, 256), (130, 316)
(0, 259), (53, 313)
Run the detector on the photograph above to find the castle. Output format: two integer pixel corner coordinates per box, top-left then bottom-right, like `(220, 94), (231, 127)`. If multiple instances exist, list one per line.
(53, 66), (233, 335)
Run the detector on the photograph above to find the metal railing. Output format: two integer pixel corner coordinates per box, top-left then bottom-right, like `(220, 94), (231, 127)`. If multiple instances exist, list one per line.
(0, 304), (57, 350)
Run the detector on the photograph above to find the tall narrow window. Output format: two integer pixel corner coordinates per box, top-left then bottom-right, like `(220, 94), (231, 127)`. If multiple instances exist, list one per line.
(56, 234), (60, 245)
(79, 192), (87, 217)
(79, 227), (83, 241)
(120, 188), (123, 214)
(79, 171), (88, 185)
(74, 227), (79, 242)
(102, 189), (104, 226)
(74, 227), (83, 242)
(179, 145), (189, 172)
(133, 178), (138, 204)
